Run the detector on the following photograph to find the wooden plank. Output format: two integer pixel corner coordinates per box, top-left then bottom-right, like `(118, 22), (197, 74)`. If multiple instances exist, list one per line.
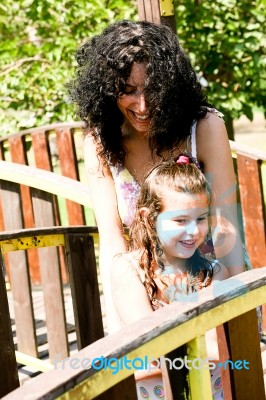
(0, 256), (20, 397)
(31, 188), (68, 361)
(166, 346), (189, 399)
(187, 336), (212, 400)
(32, 131), (52, 171)
(237, 154), (266, 332)
(0, 180), (37, 357)
(136, 0), (145, 20)
(95, 376), (137, 400)
(32, 130), (68, 283)
(3, 268), (265, 400)
(137, 0), (176, 31)
(224, 308), (265, 399)
(0, 161), (92, 208)
(230, 140), (266, 162)
(237, 154), (266, 268)
(216, 325), (232, 400)
(0, 225), (98, 241)
(56, 127), (85, 225)
(9, 136), (34, 228)
(150, 0), (161, 23)
(141, 0), (153, 22)
(8, 135), (40, 284)
(65, 232), (104, 348)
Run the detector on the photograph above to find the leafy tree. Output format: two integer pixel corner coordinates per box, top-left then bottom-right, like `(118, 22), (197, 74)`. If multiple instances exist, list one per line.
(0, 0), (265, 138)
(174, 0), (265, 138)
(0, 0), (137, 135)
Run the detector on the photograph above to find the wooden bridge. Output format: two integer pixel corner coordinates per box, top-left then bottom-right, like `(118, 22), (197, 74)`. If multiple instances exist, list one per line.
(0, 1), (266, 399)
(0, 118), (265, 399)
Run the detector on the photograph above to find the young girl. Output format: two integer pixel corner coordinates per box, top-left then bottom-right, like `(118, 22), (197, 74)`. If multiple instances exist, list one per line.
(111, 155), (229, 400)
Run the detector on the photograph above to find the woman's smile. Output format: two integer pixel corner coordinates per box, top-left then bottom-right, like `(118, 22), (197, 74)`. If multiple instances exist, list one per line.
(117, 63), (151, 135)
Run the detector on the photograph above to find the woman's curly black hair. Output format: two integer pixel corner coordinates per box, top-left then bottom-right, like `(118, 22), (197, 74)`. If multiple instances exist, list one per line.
(67, 20), (210, 166)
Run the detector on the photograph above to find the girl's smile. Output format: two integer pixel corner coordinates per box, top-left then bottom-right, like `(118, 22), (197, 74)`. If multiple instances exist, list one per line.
(117, 62), (151, 136)
(155, 189), (209, 271)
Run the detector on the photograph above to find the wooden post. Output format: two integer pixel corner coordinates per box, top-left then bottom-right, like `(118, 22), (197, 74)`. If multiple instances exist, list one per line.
(64, 232), (104, 348)
(224, 309), (265, 399)
(31, 188), (69, 361)
(237, 154), (266, 333)
(0, 180), (37, 357)
(236, 154), (266, 268)
(0, 256), (20, 397)
(56, 127), (86, 226)
(137, 0), (176, 32)
(32, 130), (68, 283)
(8, 135), (40, 284)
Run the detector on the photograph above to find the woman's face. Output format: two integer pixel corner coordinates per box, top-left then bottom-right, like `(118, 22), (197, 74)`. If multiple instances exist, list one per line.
(117, 62), (151, 136)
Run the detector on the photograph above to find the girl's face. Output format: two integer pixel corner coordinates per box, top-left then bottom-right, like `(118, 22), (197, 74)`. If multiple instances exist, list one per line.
(117, 62), (151, 136)
(155, 189), (209, 269)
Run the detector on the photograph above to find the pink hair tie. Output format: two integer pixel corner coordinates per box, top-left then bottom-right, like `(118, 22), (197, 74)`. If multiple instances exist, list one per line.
(176, 155), (190, 164)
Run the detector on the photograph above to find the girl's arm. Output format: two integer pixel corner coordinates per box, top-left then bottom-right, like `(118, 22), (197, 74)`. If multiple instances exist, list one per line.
(111, 254), (154, 325)
(197, 113), (245, 276)
(84, 134), (127, 333)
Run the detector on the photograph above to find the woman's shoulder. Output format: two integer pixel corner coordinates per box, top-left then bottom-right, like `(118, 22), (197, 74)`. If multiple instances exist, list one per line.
(112, 251), (141, 274)
(205, 107), (224, 120)
(197, 108), (225, 133)
(204, 256), (229, 281)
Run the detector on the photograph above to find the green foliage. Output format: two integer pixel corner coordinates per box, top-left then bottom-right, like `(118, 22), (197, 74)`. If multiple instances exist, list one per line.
(0, 0), (137, 135)
(0, 0), (265, 135)
(175, 0), (266, 121)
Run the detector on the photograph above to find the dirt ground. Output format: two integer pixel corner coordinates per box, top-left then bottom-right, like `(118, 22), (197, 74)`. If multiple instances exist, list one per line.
(234, 111), (266, 151)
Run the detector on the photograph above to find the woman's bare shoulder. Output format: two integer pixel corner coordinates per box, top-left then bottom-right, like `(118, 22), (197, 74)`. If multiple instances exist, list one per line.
(211, 259), (230, 281)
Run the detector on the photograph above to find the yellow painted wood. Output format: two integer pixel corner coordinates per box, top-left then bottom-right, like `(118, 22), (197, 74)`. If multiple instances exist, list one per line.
(159, 0), (175, 16)
(15, 351), (54, 372)
(187, 336), (213, 400)
(0, 234), (65, 253)
(55, 285), (266, 399)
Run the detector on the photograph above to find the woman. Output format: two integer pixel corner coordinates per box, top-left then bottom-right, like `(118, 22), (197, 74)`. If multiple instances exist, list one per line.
(68, 20), (244, 332)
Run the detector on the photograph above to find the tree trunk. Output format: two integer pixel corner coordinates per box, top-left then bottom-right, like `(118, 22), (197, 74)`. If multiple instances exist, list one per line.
(225, 116), (235, 141)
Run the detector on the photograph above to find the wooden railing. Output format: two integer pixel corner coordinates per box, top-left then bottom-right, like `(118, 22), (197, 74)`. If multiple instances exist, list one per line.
(2, 267), (265, 400)
(0, 122), (265, 275)
(0, 163), (103, 397)
(0, 122), (265, 399)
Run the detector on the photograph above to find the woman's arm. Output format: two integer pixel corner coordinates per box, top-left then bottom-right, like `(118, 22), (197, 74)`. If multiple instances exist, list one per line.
(111, 255), (173, 399)
(111, 254), (154, 325)
(212, 261), (230, 281)
(84, 134), (127, 333)
(197, 113), (245, 276)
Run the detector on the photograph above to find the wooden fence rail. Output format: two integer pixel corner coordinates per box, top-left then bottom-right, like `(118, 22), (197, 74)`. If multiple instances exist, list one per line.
(0, 225), (104, 398)
(0, 123), (265, 278)
(0, 145), (265, 398)
(2, 267), (265, 400)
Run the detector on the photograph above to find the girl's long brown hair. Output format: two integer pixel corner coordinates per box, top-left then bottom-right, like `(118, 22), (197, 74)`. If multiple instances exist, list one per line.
(129, 159), (213, 302)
